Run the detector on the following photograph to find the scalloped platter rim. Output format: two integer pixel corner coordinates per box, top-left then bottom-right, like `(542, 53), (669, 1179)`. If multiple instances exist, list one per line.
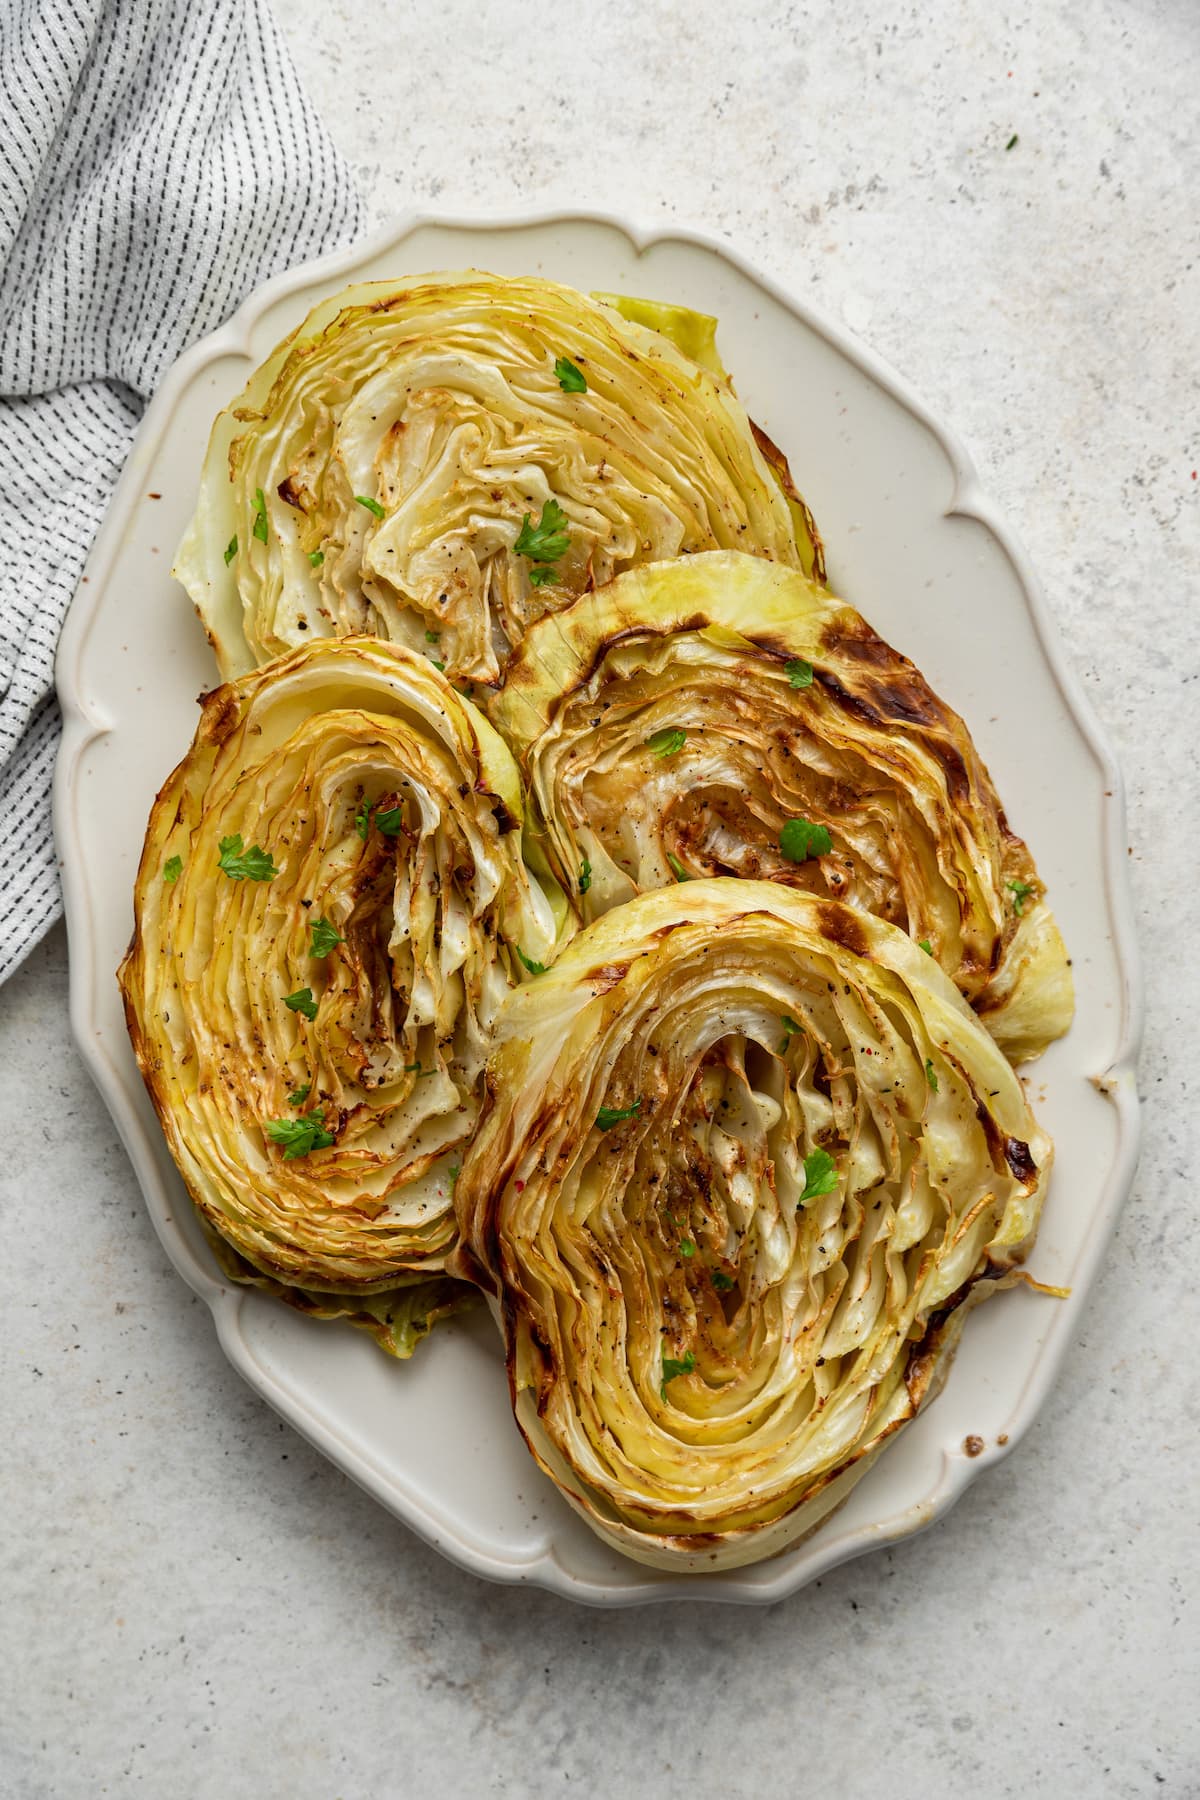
(53, 210), (1142, 1606)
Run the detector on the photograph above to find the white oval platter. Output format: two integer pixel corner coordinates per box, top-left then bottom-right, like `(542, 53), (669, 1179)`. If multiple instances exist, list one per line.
(53, 211), (1141, 1606)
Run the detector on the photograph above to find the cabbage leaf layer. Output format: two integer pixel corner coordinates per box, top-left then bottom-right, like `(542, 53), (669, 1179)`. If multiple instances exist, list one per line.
(175, 272), (821, 685)
(492, 551), (1073, 1063)
(120, 638), (558, 1309)
(452, 882), (1053, 1569)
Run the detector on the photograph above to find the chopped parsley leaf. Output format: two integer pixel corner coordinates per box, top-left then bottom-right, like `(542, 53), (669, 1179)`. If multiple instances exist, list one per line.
(287, 1082), (311, 1108)
(597, 1099), (641, 1130)
(355, 494), (386, 519)
(799, 1148), (838, 1205)
(283, 988), (318, 1021)
(309, 916), (344, 958)
(517, 947), (546, 976)
(374, 806), (404, 837)
(779, 1012), (802, 1052)
(264, 1110), (334, 1159)
(217, 834), (277, 881)
(785, 658), (814, 689)
(252, 488), (269, 543)
(403, 1061), (438, 1078)
(646, 727), (686, 757)
(354, 799), (370, 840)
(425, 629), (440, 643)
(679, 1238), (696, 1258)
(554, 355), (588, 393)
(1007, 878), (1034, 916)
(919, 939), (933, 955)
(162, 855), (183, 884)
(780, 818), (832, 863)
(514, 498), (570, 566)
(527, 565), (559, 588)
(224, 535), (238, 565)
(660, 1351), (696, 1398)
(666, 852), (691, 883)
(711, 1270), (735, 1291)
(925, 1058), (939, 1092)
(308, 549), (324, 567)
(430, 658), (446, 671)
(579, 856), (592, 895)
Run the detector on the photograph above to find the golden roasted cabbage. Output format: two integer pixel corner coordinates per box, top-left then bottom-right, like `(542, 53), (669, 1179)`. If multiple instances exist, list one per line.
(174, 271), (821, 685)
(493, 551), (1073, 1063)
(451, 882), (1053, 1570)
(119, 637), (558, 1336)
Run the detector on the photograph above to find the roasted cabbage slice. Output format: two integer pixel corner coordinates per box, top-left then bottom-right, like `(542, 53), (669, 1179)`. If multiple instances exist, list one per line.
(452, 882), (1053, 1570)
(119, 637), (558, 1322)
(492, 551), (1073, 1063)
(174, 271), (821, 684)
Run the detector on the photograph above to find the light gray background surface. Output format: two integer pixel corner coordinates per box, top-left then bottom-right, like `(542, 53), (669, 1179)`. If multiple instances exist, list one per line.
(3, 2), (1197, 1794)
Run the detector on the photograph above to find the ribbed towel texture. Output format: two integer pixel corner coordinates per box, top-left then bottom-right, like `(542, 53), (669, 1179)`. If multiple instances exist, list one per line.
(0, 0), (363, 985)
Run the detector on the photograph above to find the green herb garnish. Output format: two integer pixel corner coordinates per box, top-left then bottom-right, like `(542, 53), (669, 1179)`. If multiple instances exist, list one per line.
(666, 852), (691, 883)
(308, 549), (324, 567)
(354, 799), (370, 840)
(800, 1148), (838, 1205)
(309, 916), (344, 958)
(660, 1352), (696, 1398)
(403, 1061), (438, 1078)
(779, 1012), (802, 1052)
(925, 1058), (939, 1092)
(264, 1110), (334, 1159)
(374, 806), (404, 837)
(515, 498), (571, 568)
(252, 488), (268, 543)
(355, 494), (386, 519)
(1007, 879), (1034, 916)
(287, 1082), (311, 1108)
(1006, 133), (1019, 150)
(646, 727), (686, 757)
(785, 658), (814, 689)
(919, 939), (933, 955)
(779, 818), (832, 863)
(224, 535), (238, 565)
(679, 1238), (696, 1259)
(517, 948), (546, 976)
(527, 566), (559, 588)
(579, 857), (592, 895)
(162, 855), (183, 884)
(597, 1099), (642, 1130)
(554, 356), (588, 393)
(425, 629), (440, 643)
(217, 835), (278, 881)
(283, 988), (318, 1022)
(711, 1270), (735, 1292)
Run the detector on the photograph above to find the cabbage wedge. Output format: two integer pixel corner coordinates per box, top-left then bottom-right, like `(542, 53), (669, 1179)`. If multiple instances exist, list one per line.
(492, 551), (1073, 1063)
(451, 882), (1053, 1571)
(174, 271), (821, 685)
(119, 638), (558, 1334)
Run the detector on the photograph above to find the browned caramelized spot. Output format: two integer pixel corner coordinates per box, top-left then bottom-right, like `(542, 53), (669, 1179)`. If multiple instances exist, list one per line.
(973, 1099), (1012, 1177)
(589, 962), (631, 993)
(198, 686), (241, 748)
(750, 420), (802, 500)
(815, 901), (871, 958)
(277, 474), (305, 509)
(1004, 1136), (1038, 1184)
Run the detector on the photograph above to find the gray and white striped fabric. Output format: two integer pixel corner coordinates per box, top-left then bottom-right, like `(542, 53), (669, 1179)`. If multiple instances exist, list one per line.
(0, 0), (364, 986)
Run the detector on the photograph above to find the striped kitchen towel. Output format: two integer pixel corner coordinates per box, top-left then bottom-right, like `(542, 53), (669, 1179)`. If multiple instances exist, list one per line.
(0, 0), (364, 986)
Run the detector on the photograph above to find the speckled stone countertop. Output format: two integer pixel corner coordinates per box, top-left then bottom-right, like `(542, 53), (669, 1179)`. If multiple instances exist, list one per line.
(3, 2), (1196, 1794)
